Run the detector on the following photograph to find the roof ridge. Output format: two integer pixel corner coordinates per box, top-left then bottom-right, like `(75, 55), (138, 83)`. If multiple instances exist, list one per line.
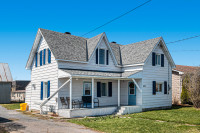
(39, 28), (88, 40)
(123, 36), (162, 46)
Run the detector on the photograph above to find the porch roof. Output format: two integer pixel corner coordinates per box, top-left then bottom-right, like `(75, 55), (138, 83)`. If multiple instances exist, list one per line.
(58, 69), (142, 79)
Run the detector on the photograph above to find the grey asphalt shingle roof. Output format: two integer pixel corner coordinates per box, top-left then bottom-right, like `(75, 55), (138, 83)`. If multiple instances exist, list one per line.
(39, 28), (161, 66)
(40, 28), (88, 62)
(87, 33), (103, 59)
(120, 37), (162, 65)
(60, 69), (141, 78)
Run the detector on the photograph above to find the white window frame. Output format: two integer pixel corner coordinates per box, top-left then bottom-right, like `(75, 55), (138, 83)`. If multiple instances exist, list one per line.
(155, 54), (161, 66)
(98, 48), (106, 65)
(43, 82), (48, 99)
(83, 82), (92, 96)
(156, 82), (163, 93)
(101, 82), (108, 97)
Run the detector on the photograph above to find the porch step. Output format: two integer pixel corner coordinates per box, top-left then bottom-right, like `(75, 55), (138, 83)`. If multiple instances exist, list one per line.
(114, 106), (142, 116)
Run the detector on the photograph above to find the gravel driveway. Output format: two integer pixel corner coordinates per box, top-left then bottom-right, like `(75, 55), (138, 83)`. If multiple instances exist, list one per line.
(0, 106), (97, 133)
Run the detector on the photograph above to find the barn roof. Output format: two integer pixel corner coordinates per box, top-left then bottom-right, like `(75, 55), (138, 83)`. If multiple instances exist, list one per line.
(0, 63), (12, 82)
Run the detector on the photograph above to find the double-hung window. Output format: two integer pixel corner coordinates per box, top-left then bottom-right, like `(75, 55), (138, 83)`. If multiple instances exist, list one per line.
(83, 82), (92, 96)
(101, 83), (107, 96)
(156, 83), (163, 92)
(43, 82), (48, 98)
(99, 49), (105, 65)
(155, 54), (161, 65)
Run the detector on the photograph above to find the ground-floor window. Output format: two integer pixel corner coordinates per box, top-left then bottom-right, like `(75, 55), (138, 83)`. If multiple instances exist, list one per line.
(83, 82), (92, 96)
(156, 83), (163, 92)
(43, 82), (48, 98)
(101, 83), (107, 96)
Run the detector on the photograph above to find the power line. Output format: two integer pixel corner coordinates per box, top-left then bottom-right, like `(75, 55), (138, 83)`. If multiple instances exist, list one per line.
(170, 50), (200, 52)
(166, 34), (200, 44)
(81, 0), (152, 37)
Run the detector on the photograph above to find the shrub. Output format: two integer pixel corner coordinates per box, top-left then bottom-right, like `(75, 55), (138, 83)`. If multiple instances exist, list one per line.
(181, 78), (189, 104)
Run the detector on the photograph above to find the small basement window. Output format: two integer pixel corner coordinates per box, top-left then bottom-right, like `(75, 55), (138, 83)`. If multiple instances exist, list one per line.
(156, 83), (163, 92)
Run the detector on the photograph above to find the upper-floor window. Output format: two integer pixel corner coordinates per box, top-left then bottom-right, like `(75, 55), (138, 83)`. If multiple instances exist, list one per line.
(35, 48), (51, 67)
(96, 48), (109, 65)
(155, 54), (161, 65)
(99, 49), (105, 64)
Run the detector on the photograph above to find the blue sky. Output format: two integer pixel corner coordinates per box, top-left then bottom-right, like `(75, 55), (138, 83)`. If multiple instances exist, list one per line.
(0, 0), (200, 80)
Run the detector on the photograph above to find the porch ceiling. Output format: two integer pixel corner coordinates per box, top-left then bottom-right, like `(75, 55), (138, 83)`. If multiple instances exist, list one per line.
(58, 69), (142, 79)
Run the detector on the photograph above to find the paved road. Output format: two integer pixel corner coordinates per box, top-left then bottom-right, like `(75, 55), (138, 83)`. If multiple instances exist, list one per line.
(0, 106), (97, 133)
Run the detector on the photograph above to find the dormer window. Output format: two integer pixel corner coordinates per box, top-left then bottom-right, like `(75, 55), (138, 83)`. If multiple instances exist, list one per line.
(96, 48), (109, 65)
(99, 49), (105, 65)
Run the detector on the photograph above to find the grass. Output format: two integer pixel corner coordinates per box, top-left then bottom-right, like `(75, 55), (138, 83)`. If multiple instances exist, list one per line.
(0, 103), (20, 110)
(69, 106), (200, 133)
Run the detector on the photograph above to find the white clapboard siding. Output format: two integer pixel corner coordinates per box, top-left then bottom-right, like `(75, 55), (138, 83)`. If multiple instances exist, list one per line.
(142, 45), (172, 109)
(58, 37), (121, 72)
(29, 37), (59, 111)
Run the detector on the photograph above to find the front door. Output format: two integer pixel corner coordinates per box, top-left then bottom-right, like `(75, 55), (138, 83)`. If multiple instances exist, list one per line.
(128, 82), (136, 105)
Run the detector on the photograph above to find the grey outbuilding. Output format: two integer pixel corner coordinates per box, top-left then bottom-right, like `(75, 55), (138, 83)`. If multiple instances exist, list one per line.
(0, 63), (13, 103)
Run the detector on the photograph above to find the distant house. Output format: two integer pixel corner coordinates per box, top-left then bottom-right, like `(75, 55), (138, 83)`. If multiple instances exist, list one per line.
(25, 28), (175, 118)
(0, 63), (13, 104)
(172, 65), (199, 104)
(11, 80), (30, 102)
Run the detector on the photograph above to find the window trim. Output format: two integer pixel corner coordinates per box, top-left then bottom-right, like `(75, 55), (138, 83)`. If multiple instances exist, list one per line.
(83, 81), (92, 96)
(101, 82), (108, 97)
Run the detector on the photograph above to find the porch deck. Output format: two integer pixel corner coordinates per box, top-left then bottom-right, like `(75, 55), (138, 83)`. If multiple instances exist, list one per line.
(58, 105), (142, 118)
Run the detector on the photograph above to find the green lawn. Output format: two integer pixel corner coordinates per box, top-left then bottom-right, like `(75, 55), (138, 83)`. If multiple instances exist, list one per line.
(69, 106), (200, 133)
(0, 103), (20, 110)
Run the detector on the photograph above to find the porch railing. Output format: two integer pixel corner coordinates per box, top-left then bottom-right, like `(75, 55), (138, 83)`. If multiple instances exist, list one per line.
(40, 78), (71, 114)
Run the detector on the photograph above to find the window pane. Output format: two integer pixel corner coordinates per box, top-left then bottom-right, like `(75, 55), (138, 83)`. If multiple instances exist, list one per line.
(155, 55), (158, 64)
(129, 83), (135, 95)
(99, 49), (105, 64)
(101, 83), (107, 96)
(157, 55), (160, 65)
(159, 84), (162, 92)
(44, 82), (48, 98)
(156, 84), (159, 92)
(84, 83), (91, 95)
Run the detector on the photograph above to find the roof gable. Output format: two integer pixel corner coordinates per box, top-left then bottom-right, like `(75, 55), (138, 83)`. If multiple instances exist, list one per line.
(88, 33), (118, 65)
(87, 33), (103, 59)
(120, 37), (161, 65)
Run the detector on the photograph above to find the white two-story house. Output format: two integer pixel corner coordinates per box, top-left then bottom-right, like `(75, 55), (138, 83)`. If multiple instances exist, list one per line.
(25, 28), (175, 118)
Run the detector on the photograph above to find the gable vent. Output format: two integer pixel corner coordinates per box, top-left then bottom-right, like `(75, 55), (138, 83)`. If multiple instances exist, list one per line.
(111, 41), (116, 43)
(65, 32), (71, 35)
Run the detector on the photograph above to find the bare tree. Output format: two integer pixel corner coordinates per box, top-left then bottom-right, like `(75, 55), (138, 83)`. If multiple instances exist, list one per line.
(185, 68), (200, 108)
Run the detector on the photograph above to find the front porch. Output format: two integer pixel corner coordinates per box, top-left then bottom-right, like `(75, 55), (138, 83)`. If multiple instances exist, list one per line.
(40, 69), (143, 118)
(58, 105), (142, 118)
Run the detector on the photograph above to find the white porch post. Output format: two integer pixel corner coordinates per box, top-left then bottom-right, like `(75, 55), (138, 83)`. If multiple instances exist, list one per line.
(70, 77), (72, 109)
(92, 78), (94, 108)
(118, 79), (120, 107)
